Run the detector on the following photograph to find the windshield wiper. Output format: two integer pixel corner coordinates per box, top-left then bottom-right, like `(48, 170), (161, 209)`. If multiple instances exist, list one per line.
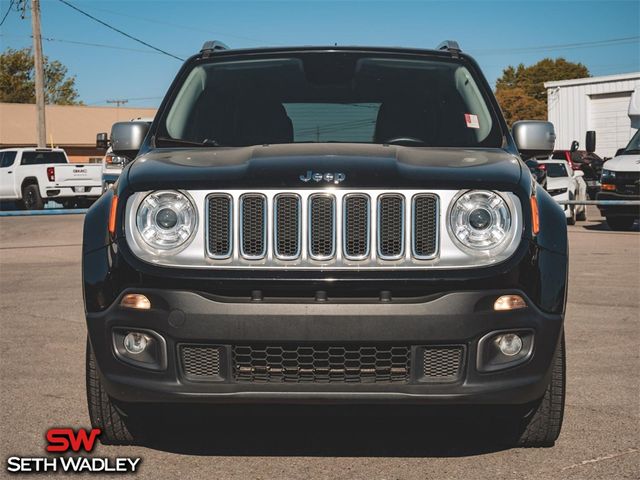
(155, 136), (224, 147)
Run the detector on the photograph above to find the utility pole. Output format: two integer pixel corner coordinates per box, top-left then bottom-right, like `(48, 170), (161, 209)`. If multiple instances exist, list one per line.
(31, 0), (46, 147)
(106, 99), (128, 121)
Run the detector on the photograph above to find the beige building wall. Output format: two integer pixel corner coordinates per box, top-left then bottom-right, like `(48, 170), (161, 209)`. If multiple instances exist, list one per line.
(0, 103), (157, 163)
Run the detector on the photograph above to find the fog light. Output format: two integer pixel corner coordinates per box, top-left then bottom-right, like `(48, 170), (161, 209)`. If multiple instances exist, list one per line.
(495, 333), (523, 356)
(120, 293), (151, 310)
(494, 294), (527, 311)
(123, 332), (149, 355)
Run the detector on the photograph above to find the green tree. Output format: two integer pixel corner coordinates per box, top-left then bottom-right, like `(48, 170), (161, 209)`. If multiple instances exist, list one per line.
(495, 58), (590, 125)
(0, 48), (81, 105)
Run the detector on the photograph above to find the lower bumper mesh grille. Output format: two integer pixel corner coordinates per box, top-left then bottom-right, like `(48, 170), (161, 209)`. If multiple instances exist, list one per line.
(422, 346), (464, 381)
(232, 344), (411, 383)
(180, 345), (221, 380)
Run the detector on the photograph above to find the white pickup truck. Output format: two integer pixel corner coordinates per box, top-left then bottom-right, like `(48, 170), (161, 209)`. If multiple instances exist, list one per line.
(0, 148), (102, 210)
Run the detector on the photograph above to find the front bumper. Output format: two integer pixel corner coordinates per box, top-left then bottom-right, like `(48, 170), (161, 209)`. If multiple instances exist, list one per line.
(45, 185), (101, 199)
(597, 191), (640, 218)
(549, 191), (571, 218)
(87, 288), (563, 406)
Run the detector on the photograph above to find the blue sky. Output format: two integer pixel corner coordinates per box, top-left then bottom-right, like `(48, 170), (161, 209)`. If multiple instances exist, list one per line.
(1, 0), (639, 107)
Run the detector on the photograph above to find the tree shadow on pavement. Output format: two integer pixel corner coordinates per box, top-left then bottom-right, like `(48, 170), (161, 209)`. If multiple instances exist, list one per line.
(132, 404), (519, 457)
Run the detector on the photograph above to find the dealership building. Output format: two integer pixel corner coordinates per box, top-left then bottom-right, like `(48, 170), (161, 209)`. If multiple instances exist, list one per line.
(545, 72), (640, 158)
(0, 103), (157, 163)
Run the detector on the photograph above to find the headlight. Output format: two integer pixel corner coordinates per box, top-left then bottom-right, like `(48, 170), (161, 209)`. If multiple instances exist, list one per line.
(448, 190), (512, 253)
(601, 169), (616, 181)
(547, 187), (568, 196)
(136, 190), (197, 251)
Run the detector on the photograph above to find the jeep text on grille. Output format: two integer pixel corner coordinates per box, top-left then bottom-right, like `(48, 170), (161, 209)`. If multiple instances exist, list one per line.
(83, 41), (569, 448)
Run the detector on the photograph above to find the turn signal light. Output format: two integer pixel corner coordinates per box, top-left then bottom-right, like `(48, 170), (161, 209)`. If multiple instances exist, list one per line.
(120, 293), (151, 310)
(494, 295), (527, 311)
(530, 196), (540, 235)
(601, 183), (616, 191)
(108, 195), (118, 235)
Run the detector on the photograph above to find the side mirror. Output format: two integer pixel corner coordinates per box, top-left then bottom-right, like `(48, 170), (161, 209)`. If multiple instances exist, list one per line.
(574, 169), (584, 177)
(110, 121), (150, 159)
(524, 159), (539, 169)
(585, 131), (596, 153)
(96, 132), (109, 150)
(570, 140), (580, 153)
(614, 147), (626, 157)
(512, 121), (556, 159)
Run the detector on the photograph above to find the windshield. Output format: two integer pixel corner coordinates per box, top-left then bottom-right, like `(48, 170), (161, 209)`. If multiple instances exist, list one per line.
(20, 151), (67, 165)
(159, 53), (502, 148)
(544, 163), (568, 178)
(622, 130), (640, 154)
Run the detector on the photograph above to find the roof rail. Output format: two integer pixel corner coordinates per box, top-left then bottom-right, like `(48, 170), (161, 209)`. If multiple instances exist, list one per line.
(436, 40), (461, 57)
(200, 40), (230, 57)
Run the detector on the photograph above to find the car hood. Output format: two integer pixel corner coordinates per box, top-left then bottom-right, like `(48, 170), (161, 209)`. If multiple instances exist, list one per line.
(127, 143), (522, 191)
(603, 154), (640, 172)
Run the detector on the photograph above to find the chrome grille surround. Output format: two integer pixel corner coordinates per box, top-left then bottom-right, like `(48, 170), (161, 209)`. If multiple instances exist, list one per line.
(205, 193), (233, 259)
(377, 194), (405, 260)
(274, 194), (302, 260)
(308, 193), (336, 261)
(239, 193), (267, 260)
(342, 193), (371, 260)
(411, 194), (439, 260)
(125, 189), (523, 270)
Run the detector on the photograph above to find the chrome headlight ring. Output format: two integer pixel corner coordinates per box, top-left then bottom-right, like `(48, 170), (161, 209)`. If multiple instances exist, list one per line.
(447, 190), (514, 256)
(134, 190), (198, 254)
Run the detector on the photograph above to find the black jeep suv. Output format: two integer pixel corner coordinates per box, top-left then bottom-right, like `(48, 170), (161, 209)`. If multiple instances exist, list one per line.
(83, 41), (568, 447)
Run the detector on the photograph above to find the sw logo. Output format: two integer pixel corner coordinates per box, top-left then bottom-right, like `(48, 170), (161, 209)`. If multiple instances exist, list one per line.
(5, 427), (141, 474)
(46, 428), (101, 453)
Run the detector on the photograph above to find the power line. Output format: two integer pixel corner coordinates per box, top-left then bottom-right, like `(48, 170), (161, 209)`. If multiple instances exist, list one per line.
(56, 0), (184, 61)
(0, 0), (16, 26)
(85, 4), (270, 44)
(1, 33), (189, 55)
(471, 36), (640, 55)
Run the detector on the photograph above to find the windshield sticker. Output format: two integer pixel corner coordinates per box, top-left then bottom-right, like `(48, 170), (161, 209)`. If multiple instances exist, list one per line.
(465, 114), (480, 129)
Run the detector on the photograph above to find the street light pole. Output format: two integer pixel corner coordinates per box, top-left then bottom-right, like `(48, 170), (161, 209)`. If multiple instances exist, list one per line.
(31, 0), (46, 147)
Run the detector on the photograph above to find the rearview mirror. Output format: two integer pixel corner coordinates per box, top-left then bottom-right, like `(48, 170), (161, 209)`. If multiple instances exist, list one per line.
(110, 121), (150, 159)
(512, 121), (556, 159)
(585, 131), (596, 153)
(96, 132), (109, 150)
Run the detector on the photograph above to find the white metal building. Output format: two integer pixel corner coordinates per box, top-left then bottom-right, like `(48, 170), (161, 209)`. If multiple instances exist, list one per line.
(545, 72), (640, 158)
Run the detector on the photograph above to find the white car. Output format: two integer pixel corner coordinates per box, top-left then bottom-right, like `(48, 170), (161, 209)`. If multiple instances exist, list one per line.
(539, 159), (588, 224)
(0, 148), (102, 210)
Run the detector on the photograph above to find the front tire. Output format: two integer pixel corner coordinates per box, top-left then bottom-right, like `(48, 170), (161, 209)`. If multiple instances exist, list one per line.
(606, 216), (636, 231)
(86, 339), (136, 445)
(22, 184), (44, 210)
(515, 333), (566, 447)
(566, 206), (576, 225)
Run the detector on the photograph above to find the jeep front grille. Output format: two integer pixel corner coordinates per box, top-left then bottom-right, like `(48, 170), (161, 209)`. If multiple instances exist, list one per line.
(240, 194), (266, 259)
(233, 344), (411, 383)
(205, 190), (439, 268)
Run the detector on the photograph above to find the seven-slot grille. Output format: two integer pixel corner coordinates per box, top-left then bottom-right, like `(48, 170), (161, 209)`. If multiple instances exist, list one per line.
(232, 344), (411, 383)
(206, 191), (438, 266)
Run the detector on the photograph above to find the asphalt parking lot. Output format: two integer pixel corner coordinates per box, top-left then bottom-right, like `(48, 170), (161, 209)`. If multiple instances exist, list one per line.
(0, 206), (638, 479)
